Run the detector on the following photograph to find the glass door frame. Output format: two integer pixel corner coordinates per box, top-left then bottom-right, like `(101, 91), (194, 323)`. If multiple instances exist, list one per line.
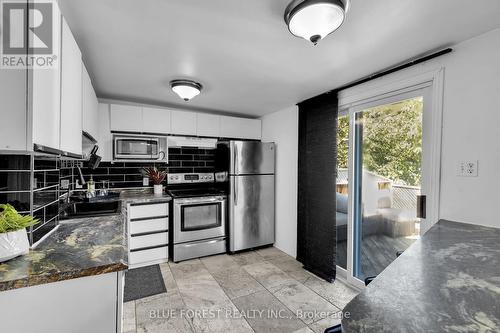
(336, 69), (445, 289)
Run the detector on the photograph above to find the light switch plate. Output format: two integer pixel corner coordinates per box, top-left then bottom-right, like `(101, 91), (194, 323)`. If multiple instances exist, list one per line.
(143, 177), (149, 186)
(457, 160), (478, 177)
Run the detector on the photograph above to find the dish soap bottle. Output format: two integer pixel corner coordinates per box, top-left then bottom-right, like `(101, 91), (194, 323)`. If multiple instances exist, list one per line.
(87, 175), (95, 195)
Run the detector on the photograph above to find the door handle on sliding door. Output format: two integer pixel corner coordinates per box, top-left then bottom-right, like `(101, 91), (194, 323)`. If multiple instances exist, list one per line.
(417, 195), (426, 219)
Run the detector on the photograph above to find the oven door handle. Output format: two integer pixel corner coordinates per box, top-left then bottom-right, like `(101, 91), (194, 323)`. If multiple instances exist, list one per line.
(181, 238), (223, 247)
(175, 197), (226, 205)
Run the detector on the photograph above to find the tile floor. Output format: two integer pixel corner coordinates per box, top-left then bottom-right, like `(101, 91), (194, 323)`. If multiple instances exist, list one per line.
(123, 247), (359, 333)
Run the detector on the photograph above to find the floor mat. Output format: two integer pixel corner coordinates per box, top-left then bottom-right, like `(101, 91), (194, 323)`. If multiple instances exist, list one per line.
(124, 264), (166, 302)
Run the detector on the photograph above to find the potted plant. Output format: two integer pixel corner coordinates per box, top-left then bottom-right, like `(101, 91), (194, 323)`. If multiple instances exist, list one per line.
(0, 204), (39, 263)
(144, 167), (167, 195)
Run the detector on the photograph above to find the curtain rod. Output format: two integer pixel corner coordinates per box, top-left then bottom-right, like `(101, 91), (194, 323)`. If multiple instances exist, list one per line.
(335, 48), (453, 92)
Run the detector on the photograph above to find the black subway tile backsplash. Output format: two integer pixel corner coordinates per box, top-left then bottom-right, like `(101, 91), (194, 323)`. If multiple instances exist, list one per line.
(168, 167), (193, 174)
(0, 155), (31, 170)
(70, 147), (216, 189)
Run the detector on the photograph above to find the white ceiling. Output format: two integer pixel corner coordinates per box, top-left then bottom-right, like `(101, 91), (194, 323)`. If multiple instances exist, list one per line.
(58, 0), (500, 117)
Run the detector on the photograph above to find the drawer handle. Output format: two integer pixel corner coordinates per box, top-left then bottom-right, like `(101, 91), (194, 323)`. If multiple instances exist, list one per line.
(131, 230), (168, 237)
(130, 244), (168, 252)
(130, 215), (168, 222)
(183, 238), (224, 247)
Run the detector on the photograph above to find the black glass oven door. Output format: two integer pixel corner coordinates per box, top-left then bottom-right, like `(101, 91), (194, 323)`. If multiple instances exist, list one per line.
(181, 202), (222, 231)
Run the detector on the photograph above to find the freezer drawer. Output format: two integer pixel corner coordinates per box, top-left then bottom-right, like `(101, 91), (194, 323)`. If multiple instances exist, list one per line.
(229, 174), (275, 251)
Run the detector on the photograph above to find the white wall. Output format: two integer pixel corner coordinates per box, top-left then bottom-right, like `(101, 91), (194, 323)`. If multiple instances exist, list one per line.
(261, 106), (299, 257)
(263, 27), (500, 253)
(340, 28), (500, 229)
(436, 29), (500, 229)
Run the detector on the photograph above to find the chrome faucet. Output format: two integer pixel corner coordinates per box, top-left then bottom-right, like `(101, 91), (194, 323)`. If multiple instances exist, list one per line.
(76, 166), (86, 186)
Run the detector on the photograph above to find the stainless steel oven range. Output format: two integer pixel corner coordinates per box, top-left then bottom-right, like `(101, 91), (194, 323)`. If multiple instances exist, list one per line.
(167, 173), (227, 262)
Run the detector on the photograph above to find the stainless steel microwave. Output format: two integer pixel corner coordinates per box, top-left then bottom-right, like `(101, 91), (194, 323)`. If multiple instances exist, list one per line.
(113, 134), (168, 162)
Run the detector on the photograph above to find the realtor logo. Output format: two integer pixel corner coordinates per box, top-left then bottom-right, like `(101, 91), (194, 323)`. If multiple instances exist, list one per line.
(1, 0), (58, 69)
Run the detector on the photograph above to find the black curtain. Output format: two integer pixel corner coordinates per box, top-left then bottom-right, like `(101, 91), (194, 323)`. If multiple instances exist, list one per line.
(297, 91), (338, 282)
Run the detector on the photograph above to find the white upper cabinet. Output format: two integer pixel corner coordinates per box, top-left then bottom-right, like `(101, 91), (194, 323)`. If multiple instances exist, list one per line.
(106, 104), (261, 140)
(142, 107), (171, 134)
(220, 116), (261, 140)
(110, 104), (142, 132)
(0, 67), (27, 150)
(82, 64), (99, 140)
(60, 18), (82, 155)
(32, 5), (61, 150)
(196, 113), (220, 137)
(171, 110), (197, 135)
(97, 103), (112, 162)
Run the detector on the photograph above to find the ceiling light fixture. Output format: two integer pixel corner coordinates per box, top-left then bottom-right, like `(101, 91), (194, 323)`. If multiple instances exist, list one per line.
(170, 79), (203, 101)
(284, 0), (350, 45)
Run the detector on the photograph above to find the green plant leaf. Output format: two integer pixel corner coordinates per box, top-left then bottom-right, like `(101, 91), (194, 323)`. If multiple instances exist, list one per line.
(0, 204), (39, 233)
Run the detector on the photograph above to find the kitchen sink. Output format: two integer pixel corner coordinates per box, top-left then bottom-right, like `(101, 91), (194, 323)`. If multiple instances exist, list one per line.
(67, 201), (121, 217)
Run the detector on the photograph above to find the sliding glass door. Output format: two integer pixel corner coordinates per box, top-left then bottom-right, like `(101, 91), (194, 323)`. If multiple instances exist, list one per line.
(336, 114), (350, 271)
(337, 84), (437, 286)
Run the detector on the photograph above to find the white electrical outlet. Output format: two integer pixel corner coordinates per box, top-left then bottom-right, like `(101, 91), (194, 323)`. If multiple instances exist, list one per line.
(458, 160), (478, 177)
(61, 179), (70, 190)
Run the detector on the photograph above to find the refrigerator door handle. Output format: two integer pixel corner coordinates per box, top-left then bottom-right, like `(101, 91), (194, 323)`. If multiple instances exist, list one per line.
(234, 177), (238, 206)
(234, 144), (238, 175)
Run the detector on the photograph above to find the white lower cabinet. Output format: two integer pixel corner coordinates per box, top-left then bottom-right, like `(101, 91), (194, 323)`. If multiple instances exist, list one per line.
(129, 246), (169, 266)
(130, 217), (168, 235)
(127, 202), (170, 268)
(129, 202), (168, 219)
(0, 272), (122, 333)
(130, 232), (169, 250)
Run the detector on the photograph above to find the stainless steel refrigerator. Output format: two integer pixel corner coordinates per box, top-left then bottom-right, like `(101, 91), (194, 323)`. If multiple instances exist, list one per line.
(226, 141), (275, 252)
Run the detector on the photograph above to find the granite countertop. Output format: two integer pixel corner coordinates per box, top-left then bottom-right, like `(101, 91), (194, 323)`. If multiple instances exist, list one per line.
(72, 190), (172, 205)
(0, 215), (127, 292)
(342, 220), (500, 333)
(118, 192), (172, 205)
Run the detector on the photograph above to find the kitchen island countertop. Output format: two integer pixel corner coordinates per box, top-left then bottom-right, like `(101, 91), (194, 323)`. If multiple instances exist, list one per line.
(341, 219), (500, 332)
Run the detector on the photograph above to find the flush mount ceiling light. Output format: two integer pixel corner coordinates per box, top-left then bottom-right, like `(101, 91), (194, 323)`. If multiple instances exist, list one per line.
(284, 0), (350, 45)
(170, 79), (203, 101)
